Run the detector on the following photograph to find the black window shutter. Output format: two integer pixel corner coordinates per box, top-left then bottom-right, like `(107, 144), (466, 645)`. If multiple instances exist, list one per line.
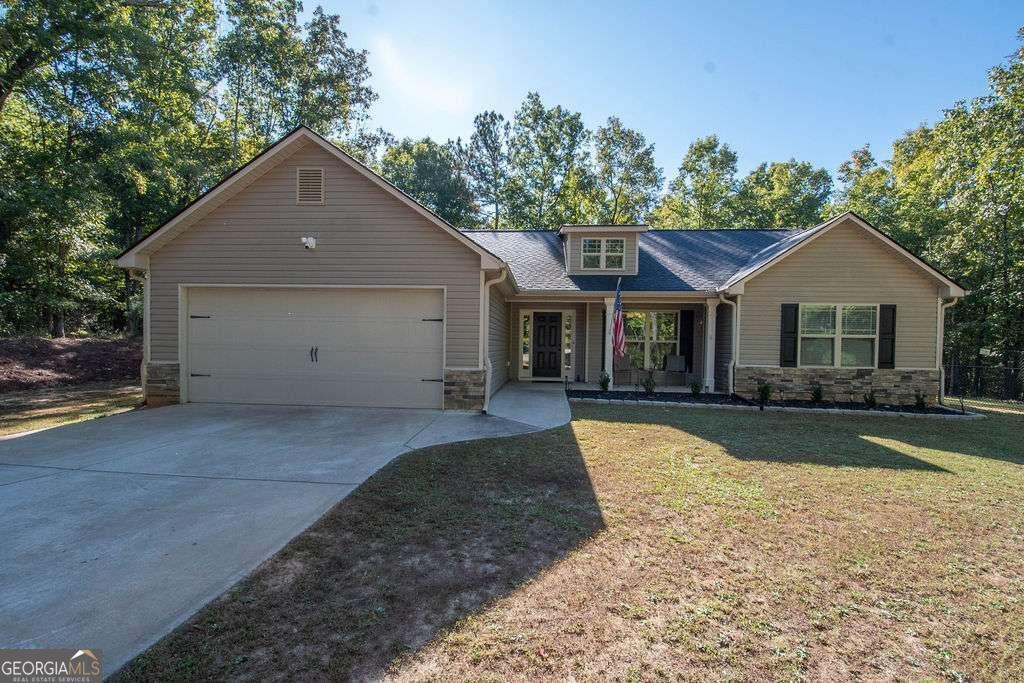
(679, 309), (695, 372)
(878, 304), (896, 368)
(780, 304), (798, 367)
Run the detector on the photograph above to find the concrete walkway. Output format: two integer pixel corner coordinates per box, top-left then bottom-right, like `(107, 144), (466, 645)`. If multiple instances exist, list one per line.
(0, 392), (567, 674)
(487, 381), (572, 430)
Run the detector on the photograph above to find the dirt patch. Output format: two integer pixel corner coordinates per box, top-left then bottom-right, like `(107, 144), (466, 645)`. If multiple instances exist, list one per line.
(0, 337), (141, 392)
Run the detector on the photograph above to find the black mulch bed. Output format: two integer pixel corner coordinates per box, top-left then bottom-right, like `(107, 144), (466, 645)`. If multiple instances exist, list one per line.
(567, 389), (964, 415)
(567, 389), (752, 406)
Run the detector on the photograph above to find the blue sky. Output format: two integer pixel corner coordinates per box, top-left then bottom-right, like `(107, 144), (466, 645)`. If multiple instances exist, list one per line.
(324, 0), (1020, 180)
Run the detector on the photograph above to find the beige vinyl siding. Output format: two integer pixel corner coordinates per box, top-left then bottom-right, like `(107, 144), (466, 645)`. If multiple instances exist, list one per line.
(567, 233), (638, 275)
(487, 283), (510, 394)
(714, 303), (733, 391)
(738, 218), (940, 368)
(586, 302), (604, 382)
(148, 140), (483, 368)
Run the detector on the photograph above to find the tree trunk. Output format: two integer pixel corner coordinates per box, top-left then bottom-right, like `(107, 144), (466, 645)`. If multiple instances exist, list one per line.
(51, 311), (65, 338)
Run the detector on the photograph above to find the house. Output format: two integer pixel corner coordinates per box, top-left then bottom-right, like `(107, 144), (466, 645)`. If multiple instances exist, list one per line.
(117, 127), (966, 410)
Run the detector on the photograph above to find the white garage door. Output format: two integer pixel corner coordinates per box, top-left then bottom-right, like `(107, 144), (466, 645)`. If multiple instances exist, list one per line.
(186, 287), (444, 408)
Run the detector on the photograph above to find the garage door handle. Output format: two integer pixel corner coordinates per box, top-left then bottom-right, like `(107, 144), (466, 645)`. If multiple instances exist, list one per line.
(313, 346), (319, 363)
(309, 346), (314, 362)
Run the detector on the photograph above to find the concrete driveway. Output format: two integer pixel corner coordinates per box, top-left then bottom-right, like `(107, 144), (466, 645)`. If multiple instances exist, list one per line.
(0, 390), (565, 673)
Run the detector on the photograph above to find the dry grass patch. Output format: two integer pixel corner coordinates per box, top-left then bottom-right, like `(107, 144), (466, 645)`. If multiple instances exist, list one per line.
(0, 382), (142, 436)
(115, 399), (1023, 681)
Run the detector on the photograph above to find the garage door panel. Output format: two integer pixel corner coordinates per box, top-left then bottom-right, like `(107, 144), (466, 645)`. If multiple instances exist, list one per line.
(186, 287), (444, 408)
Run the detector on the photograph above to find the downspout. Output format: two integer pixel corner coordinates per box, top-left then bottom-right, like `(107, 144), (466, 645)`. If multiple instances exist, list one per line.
(128, 267), (149, 393)
(718, 293), (738, 394)
(482, 268), (509, 413)
(938, 296), (959, 403)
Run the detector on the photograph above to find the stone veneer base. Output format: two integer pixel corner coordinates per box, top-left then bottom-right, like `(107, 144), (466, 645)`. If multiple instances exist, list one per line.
(144, 361), (181, 406)
(443, 368), (485, 410)
(734, 366), (941, 405)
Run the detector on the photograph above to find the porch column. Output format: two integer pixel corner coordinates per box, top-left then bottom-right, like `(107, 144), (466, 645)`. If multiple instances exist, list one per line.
(704, 297), (717, 391)
(604, 296), (615, 389)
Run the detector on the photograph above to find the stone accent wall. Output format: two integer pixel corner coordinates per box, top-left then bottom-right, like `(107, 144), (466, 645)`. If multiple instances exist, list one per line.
(145, 361), (180, 406)
(444, 368), (485, 410)
(734, 366), (941, 405)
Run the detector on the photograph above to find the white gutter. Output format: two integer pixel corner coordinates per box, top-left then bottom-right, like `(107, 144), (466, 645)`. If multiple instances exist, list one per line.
(938, 296), (960, 403)
(717, 293), (738, 394)
(481, 268), (509, 413)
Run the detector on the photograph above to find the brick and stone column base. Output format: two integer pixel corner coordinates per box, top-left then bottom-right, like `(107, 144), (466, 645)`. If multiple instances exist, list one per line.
(144, 362), (180, 406)
(444, 368), (485, 410)
(734, 367), (941, 405)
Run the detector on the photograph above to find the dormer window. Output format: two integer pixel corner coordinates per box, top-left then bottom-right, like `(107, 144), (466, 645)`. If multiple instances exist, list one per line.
(582, 238), (625, 269)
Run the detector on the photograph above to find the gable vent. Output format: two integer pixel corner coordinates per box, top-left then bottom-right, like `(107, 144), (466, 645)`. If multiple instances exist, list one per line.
(296, 168), (325, 205)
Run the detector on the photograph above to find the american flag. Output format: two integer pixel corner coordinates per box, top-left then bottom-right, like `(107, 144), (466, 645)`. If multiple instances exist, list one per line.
(612, 277), (626, 360)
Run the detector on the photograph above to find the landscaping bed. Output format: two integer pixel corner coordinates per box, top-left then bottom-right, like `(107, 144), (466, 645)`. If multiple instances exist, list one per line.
(567, 389), (963, 415)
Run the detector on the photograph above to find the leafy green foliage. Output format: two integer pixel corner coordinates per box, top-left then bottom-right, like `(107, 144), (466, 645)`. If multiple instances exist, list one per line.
(380, 138), (477, 227)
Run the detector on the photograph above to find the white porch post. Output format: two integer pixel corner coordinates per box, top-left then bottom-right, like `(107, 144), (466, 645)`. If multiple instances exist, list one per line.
(604, 296), (615, 389)
(704, 297), (717, 391)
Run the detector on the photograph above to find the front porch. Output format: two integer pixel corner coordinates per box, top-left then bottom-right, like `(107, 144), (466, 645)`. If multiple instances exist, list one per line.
(509, 296), (737, 393)
(568, 382), (725, 394)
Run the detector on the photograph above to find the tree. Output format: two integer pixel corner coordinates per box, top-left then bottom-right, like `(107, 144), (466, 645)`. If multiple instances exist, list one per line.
(460, 110), (509, 229)
(379, 138), (478, 227)
(735, 159), (832, 228)
(592, 116), (662, 224)
(506, 92), (591, 228)
(652, 135), (738, 228)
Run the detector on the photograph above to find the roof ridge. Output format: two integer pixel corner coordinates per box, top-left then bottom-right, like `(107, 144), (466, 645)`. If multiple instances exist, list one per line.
(460, 227), (799, 233)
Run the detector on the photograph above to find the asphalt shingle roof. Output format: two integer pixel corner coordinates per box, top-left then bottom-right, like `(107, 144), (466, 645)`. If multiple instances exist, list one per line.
(461, 228), (811, 292)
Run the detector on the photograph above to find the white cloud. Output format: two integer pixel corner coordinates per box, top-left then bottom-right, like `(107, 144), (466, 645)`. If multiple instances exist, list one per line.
(372, 36), (476, 116)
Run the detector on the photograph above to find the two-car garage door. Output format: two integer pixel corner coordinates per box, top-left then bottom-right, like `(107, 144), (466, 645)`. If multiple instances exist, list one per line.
(186, 287), (444, 409)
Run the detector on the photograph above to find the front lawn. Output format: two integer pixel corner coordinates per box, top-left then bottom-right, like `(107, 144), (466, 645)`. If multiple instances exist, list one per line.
(115, 399), (1023, 680)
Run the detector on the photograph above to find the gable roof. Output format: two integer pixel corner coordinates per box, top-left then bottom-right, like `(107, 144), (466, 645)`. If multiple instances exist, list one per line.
(462, 228), (793, 293)
(116, 126), (502, 269)
(720, 211), (966, 297)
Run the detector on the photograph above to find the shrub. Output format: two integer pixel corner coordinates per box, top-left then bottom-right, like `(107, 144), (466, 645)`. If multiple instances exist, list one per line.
(598, 371), (610, 392)
(810, 383), (824, 403)
(757, 380), (773, 406)
(915, 390), (928, 408)
(642, 370), (656, 394)
(690, 379), (702, 397)
(863, 390), (877, 408)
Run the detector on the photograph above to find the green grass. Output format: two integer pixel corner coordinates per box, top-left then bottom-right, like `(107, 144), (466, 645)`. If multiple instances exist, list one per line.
(114, 398), (1023, 681)
(0, 382), (142, 437)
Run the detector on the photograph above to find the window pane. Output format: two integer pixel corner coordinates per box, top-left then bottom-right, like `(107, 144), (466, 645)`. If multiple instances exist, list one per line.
(800, 305), (836, 335)
(650, 342), (676, 370)
(521, 314), (531, 369)
(605, 254), (624, 269)
(605, 239), (625, 254)
(626, 341), (644, 369)
(582, 239), (602, 253)
(625, 312), (646, 340)
(654, 312), (678, 341)
(842, 305), (877, 336)
(841, 338), (874, 367)
(582, 254), (601, 268)
(800, 337), (834, 366)
(563, 316), (573, 370)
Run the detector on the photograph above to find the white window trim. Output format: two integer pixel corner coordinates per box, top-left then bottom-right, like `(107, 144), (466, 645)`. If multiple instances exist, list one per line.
(624, 310), (679, 370)
(517, 308), (576, 381)
(580, 237), (626, 270)
(797, 303), (880, 369)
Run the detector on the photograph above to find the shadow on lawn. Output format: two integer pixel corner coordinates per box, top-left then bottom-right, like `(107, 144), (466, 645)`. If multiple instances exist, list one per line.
(113, 425), (604, 681)
(596, 399), (1022, 471)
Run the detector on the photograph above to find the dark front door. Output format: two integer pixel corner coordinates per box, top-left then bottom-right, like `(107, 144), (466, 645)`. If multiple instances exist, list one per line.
(532, 312), (562, 378)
